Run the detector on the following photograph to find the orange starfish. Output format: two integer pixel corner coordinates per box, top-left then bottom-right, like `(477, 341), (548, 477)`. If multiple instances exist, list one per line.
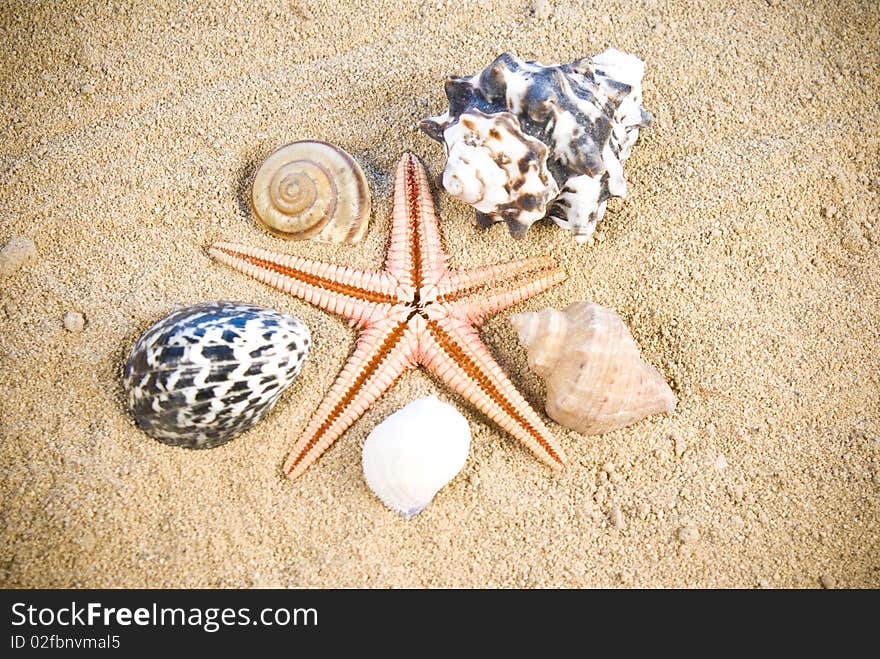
(209, 153), (567, 479)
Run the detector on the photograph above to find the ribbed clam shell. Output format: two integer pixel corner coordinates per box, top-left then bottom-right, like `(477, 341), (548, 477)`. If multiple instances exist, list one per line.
(511, 301), (675, 435)
(420, 50), (651, 242)
(251, 140), (370, 244)
(123, 301), (310, 448)
(362, 396), (471, 519)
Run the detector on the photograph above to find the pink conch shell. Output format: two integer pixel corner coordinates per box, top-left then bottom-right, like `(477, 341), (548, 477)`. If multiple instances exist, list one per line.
(510, 301), (676, 435)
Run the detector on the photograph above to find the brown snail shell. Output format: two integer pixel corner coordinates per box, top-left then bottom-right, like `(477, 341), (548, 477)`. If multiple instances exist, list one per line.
(511, 301), (676, 435)
(251, 141), (370, 244)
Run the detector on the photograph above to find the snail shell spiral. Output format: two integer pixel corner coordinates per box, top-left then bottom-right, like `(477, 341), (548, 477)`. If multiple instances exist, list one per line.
(251, 140), (370, 244)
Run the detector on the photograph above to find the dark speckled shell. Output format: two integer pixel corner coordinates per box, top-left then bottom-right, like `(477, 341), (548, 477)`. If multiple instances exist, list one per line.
(419, 50), (652, 241)
(122, 301), (310, 448)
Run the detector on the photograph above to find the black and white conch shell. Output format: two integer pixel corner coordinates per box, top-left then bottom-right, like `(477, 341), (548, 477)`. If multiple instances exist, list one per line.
(123, 301), (310, 448)
(419, 50), (652, 242)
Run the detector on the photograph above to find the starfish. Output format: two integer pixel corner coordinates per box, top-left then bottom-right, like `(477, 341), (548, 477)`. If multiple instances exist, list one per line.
(208, 153), (568, 479)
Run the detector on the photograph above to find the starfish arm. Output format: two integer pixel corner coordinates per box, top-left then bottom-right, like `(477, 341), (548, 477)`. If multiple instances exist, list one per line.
(209, 242), (399, 327)
(384, 153), (448, 288)
(438, 256), (559, 300)
(421, 315), (566, 469)
(283, 318), (416, 480)
(452, 266), (567, 326)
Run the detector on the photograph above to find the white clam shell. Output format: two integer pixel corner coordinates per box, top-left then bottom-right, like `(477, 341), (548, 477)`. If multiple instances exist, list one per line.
(362, 396), (471, 519)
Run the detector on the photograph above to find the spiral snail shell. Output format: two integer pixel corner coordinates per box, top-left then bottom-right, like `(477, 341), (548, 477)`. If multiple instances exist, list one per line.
(251, 140), (371, 244)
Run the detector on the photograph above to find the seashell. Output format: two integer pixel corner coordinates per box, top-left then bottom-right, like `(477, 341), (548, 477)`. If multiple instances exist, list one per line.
(362, 396), (471, 519)
(251, 140), (370, 244)
(123, 301), (310, 448)
(437, 110), (559, 238)
(419, 50), (651, 242)
(510, 301), (675, 435)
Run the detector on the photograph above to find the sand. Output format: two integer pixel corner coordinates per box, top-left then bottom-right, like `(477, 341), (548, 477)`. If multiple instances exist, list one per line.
(1, 0), (877, 588)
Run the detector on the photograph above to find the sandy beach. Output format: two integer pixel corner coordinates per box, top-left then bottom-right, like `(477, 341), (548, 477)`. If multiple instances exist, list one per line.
(1, 0), (878, 588)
